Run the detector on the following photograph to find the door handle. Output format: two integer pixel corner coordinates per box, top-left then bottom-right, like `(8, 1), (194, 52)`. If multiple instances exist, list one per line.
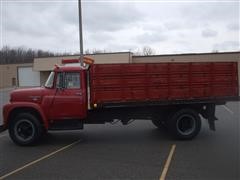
(75, 92), (82, 96)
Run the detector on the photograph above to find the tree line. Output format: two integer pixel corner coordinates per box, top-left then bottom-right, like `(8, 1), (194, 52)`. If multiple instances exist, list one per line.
(0, 46), (155, 64)
(0, 46), (69, 64)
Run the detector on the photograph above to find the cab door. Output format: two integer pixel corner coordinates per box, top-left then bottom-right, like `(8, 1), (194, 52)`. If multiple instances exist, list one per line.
(50, 71), (87, 120)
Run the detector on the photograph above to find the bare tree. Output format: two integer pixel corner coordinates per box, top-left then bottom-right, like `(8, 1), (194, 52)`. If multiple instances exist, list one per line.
(142, 46), (155, 56)
(133, 46), (156, 56)
(0, 46), (67, 64)
(84, 48), (111, 55)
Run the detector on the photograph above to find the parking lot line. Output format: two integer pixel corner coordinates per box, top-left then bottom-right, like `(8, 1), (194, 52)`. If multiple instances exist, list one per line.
(0, 139), (81, 180)
(223, 105), (234, 115)
(159, 144), (176, 180)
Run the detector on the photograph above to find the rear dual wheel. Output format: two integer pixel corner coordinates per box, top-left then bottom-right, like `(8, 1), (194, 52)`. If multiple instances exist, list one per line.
(152, 108), (201, 140)
(167, 108), (201, 140)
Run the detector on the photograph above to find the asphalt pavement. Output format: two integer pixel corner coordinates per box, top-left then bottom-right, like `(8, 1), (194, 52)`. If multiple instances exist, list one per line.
(0, 88), (239, 180)
(0, 88), (12, 125)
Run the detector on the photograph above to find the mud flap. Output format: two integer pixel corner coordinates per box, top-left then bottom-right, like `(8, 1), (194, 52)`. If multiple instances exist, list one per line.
(206, 104), (218, 131)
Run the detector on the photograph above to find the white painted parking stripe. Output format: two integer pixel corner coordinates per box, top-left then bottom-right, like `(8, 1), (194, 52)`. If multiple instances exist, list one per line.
(159, 144), (176, 180)
(223, 105), (234, 115)
(0, 139), (81, 180)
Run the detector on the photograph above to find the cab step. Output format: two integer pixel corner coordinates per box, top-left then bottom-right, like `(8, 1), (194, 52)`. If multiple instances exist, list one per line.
(49, 120), (83, 130)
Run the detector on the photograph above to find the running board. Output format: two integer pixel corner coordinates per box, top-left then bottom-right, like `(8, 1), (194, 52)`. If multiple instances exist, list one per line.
(48, 120), (83, 131)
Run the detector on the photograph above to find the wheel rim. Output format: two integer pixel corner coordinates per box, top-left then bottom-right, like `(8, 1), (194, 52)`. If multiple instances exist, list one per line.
(14, 119), (35, 142)
(176, 114), (196, 136)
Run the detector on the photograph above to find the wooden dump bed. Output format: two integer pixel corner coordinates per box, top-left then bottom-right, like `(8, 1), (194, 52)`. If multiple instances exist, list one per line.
(90, 62), (238, 106)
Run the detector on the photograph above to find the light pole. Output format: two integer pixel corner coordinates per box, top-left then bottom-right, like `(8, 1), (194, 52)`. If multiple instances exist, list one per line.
(78, 0), (84, 66)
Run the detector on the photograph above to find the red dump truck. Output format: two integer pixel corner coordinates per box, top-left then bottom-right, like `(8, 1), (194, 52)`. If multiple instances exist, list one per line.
(1, 60), (239, 145)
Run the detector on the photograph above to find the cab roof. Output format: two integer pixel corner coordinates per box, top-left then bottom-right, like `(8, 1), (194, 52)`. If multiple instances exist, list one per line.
(54, 65), (85, 72)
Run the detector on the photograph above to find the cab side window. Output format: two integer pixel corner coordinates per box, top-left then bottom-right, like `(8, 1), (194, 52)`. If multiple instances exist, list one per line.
(56, 73), (63, 88)
(65, 72), (80, 89)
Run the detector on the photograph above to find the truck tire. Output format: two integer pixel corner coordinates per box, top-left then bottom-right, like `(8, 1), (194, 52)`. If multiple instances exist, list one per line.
(167, 108), (201, 140)
(9, 113), (43, 146)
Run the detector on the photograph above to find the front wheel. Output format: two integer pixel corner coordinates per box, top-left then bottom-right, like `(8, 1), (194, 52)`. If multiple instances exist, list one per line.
(9, 113), (43, 146)
(167, 108), (201, 140)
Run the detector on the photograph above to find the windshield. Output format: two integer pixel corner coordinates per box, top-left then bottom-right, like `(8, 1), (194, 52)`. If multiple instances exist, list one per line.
(44, 72), (55, 88)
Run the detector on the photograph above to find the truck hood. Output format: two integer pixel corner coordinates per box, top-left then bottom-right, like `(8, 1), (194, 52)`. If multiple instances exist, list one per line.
(10, 87), (44, 103)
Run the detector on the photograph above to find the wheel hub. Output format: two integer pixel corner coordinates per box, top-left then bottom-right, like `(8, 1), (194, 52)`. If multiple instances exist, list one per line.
(14, 119), (35, 142)
(176, 114), (196, 136)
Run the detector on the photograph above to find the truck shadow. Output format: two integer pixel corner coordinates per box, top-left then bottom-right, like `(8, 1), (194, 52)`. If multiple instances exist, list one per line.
(39, 127), (172, 146)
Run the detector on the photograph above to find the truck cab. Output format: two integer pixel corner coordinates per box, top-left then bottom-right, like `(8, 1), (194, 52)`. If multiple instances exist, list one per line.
(2, 65), (88, 145)
(45, 66), (88, 120)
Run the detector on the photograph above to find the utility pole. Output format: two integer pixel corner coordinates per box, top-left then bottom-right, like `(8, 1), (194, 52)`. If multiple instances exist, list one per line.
(78, 0), (84, 66)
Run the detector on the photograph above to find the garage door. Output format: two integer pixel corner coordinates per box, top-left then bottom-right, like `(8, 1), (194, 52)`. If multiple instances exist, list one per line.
(18, 67), (40, 87)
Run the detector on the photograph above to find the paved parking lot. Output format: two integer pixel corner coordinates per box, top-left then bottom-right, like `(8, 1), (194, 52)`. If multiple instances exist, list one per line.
(0, 88), (239, 180)
(0, 88), (12, 125)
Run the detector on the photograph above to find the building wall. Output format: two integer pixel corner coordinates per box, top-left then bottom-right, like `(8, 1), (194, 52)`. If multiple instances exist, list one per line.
(0, 63), (33, 89)
(33, 52), (132, 71)
(40, 71), (51, 85)
(91, 52), (131, 64)
(132, 52), (240, 63)
(1, 52), (239, 91)
(33, 52), (132, 84)
(133, 52), (240, 94)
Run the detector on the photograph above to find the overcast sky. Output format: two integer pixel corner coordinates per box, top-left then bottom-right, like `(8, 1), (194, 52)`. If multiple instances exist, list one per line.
(0, 0), (239, 54)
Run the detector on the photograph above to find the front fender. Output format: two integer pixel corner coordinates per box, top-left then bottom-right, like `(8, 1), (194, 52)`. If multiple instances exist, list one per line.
(3, 102), (49, 129)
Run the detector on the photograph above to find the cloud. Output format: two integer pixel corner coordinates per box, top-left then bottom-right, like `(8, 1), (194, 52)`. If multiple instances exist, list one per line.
(180, 2), (239, 22)
(227, 23), (240, 31)
(89, 32), (113, 41)
(83, 2), (144, 33)
(213, 41), (240, 51)
(202, 29), (218, 38)
(164, 22), (183, 31)
(1, 1), (239, 54)
(104, 43), (138, 52)
(135, 32), (168, 44)
(4, 2), (70, 36)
